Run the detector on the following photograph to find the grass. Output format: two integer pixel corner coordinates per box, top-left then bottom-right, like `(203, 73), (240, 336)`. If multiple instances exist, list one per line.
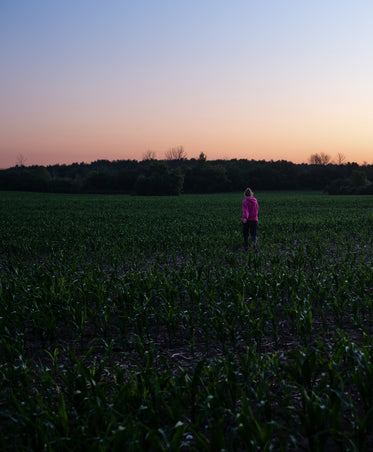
(0, 190), (372, 451)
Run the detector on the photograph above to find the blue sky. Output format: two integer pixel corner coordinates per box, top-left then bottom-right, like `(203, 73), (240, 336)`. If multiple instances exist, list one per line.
(1, 1), (373, 167)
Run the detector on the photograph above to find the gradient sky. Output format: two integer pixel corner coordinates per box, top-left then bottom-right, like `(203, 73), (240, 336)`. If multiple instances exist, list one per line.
(1, 1), (373, 168)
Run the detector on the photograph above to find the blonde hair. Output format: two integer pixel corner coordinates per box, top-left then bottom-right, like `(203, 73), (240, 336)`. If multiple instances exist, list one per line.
(244, 187), (253, 197)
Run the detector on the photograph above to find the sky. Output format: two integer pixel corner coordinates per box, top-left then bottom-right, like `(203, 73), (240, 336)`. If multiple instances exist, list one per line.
(1, 1), (373, 169)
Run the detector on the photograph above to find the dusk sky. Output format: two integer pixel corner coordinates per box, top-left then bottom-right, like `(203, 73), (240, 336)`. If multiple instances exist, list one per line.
(1, 1), (373, 168)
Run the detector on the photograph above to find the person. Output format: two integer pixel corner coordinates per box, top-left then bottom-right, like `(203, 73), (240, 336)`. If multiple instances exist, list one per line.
(242, 187), (259, 251)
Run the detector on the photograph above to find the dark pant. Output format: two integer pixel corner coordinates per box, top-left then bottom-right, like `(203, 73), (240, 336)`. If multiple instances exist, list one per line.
(242, 221), (257, 249)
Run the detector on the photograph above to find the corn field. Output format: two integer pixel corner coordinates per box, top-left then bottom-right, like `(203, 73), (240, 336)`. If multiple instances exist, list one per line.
(0, 191), (372, 451)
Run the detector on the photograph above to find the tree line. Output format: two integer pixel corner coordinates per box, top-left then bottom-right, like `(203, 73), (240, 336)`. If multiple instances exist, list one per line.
(0, 155), (372, 195)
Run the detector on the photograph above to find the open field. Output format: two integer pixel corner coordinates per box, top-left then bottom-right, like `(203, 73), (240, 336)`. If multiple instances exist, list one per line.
(0, 191), (372, 451)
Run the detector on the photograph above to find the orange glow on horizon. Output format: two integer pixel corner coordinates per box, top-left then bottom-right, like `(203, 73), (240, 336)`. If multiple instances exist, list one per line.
(1, 3), (373, 169)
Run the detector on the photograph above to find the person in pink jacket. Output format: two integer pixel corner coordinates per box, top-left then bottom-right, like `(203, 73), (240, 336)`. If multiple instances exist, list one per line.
(242, 187), (259, 251)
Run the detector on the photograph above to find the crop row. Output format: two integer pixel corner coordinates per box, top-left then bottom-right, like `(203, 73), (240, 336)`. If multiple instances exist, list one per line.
(0, 191), (372, 450)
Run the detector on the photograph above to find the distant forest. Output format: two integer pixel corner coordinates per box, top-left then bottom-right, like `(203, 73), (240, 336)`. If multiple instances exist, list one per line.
(1, 154), (372, 195)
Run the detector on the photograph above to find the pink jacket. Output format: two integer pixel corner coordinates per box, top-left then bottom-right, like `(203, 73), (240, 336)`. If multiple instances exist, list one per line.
(242, 196), (259, 222)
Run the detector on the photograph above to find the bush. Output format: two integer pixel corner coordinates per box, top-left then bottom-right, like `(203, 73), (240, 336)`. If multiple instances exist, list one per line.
(324, 178), (349, 194)
(83, 170), (113, 193)
(133, 169), (184, 196)
(325, 178), (373, 195)
(49, 178), (78, 193)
